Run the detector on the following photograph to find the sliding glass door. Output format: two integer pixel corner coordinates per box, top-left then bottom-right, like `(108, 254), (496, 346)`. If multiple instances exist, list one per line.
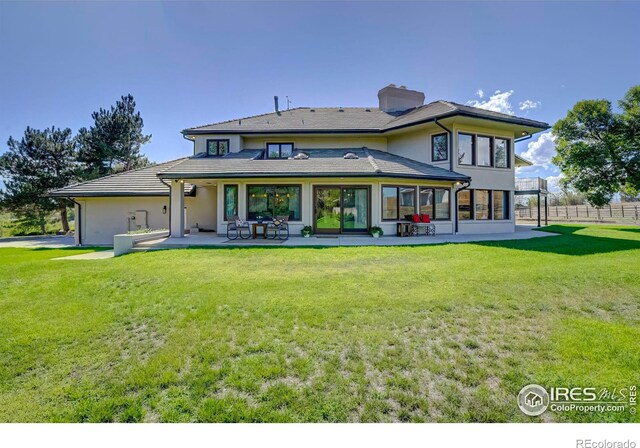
(314, 186), (370, 234)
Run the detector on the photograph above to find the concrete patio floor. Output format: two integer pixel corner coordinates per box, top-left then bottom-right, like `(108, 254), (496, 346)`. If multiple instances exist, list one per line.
(136, 225), (557, 249)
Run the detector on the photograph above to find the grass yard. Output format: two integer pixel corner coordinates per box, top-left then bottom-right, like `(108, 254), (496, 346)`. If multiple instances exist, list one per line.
(0, 224), (638, 423)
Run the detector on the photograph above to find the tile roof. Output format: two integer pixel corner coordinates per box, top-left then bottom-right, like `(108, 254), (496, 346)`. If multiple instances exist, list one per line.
(183, 101), (549, 134)
(49, 159), (195, 197)
(157, 148), (470, 182)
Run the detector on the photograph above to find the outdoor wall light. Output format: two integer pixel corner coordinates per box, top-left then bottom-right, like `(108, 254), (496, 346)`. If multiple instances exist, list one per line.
(521, 131), (529, 136)
(162, 206), (167, 214)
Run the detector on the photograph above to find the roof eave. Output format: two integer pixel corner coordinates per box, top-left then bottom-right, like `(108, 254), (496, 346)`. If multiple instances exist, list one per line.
(157, 172), (470, 182)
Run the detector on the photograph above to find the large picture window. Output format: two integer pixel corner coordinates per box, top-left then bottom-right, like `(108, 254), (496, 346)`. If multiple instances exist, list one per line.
(458, 133), (474, 165)
(266, 143), (294, 159)
(247, 185), (301, 220)
(477, 136), (492, 167)
(493, 190), (509, 220)
(224, 185), (238, 221)
(475, 190), (491, 220)
(419, 187), (450, 220)
(382, 186), (416, 220)
(494, 138), (509, 168)
(458, 190), (473, 220)
(432, 134), (448, 162)
(206, 139), (229, 157)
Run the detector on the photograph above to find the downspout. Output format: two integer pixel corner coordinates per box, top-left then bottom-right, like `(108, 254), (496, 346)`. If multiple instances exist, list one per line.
(64, 197), (82, 246)
(182, 134), (196, 155)
(453, 181), (471, 234)
(435, 119), (468, 234)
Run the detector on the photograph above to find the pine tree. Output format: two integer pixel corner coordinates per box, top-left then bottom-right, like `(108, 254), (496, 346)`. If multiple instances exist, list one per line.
(0, 127), (77, 233)
(77, 94), (152, 179)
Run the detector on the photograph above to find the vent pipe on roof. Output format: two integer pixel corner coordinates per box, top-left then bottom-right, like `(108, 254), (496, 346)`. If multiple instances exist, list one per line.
(274, 96), (279, 113)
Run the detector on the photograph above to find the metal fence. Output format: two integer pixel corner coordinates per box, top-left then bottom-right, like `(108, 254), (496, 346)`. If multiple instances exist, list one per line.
(515, 202), (640, 224)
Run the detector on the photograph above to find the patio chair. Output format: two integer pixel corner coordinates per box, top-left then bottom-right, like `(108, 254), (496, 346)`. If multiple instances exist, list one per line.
(267, 215), (290, 240)
(226, 216), (251, 240)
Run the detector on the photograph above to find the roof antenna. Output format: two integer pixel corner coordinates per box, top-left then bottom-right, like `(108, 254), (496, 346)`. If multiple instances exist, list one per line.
(286, 96), (292, 110)
(274, 96), (279, 113)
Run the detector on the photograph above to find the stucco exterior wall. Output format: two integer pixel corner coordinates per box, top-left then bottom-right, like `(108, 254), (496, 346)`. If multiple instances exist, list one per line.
(242, 136), (388, 152)
(213, 177), (456, 236)
(77, 188), (218, 245)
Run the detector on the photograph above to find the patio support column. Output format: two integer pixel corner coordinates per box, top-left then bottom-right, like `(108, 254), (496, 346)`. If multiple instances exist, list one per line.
(170, 179), (185, 238)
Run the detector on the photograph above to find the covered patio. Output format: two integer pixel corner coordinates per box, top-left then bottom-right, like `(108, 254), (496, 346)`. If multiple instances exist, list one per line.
(136, 225), (555, 249)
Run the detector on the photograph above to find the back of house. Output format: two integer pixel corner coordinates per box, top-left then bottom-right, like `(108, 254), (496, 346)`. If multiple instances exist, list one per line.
(50, 84), (548, 245)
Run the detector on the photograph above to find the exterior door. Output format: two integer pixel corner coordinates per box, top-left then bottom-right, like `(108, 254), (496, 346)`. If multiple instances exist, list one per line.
(314, 186), (370, 234)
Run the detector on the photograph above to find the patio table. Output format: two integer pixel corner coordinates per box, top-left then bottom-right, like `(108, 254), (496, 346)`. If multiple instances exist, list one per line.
(252, 223), (269, 239)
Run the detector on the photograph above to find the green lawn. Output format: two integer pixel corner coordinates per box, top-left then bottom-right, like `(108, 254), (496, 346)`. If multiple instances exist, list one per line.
(0, 225), (638, 422)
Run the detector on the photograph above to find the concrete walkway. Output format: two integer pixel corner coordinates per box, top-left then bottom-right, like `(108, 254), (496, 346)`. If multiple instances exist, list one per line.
(137, 225), (558, 249)
(0, 235), (75, 248)
(51, 250), (115, 260)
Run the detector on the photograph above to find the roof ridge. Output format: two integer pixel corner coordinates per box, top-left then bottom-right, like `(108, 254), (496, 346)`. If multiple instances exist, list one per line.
(183, 108), (308, 132)
(362, 147), (381, 173)
(51, 158), (187, 192)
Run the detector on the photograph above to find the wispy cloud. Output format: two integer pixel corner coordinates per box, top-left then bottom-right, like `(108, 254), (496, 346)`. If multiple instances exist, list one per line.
(519, 99), (541, 111)
(467, 89), (514, 115)
(476, 89), (484, 99)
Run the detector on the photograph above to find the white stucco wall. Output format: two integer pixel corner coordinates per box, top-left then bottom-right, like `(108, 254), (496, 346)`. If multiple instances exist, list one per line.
(77, 188), (217, 245)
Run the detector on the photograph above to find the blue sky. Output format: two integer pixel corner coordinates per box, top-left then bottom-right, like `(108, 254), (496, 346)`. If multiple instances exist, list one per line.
(1, 1), (639, 191)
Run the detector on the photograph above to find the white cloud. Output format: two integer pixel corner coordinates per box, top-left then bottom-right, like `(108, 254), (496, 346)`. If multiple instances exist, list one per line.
(519, 132), (557, 169)
(476, 89), (484, 99)
(519, 99), (541, 111)
(467, 89), (514, 115)
(545, 173), (565, 193)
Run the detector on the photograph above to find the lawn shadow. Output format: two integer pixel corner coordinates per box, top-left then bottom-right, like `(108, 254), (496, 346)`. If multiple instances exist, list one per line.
(474, 232), (640, 256)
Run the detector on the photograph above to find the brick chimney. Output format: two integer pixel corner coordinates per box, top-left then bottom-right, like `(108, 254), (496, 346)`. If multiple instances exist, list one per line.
(377, 84), (425, 113)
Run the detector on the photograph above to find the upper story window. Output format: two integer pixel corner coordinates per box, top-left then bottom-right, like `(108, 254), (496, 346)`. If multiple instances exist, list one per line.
(458, 133), (474, 165)
(431, 133), (448, 162)
(206, 139), (229, 157)
(457, 133), (511, 168)
(494, 138), (510, 168)
(266, 143), (294, 159)
(477, 136), (492, 167)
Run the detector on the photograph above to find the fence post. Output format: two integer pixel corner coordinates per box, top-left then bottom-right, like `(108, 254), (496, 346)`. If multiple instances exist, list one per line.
(622, 205), (624, 218)
(635, 205), (638, 220)
(597, 207), (601, 221)
(565, 206), (569, 219)
(609, 204), (613, 217)
(586, 206), (589, 218)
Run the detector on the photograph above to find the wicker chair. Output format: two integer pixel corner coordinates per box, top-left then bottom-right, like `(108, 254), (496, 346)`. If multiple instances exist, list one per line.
(226, 216), (251, 240)
(267, 215), (290, 240)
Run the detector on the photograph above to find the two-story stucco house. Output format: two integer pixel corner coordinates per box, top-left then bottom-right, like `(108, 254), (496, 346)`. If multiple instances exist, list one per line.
(51, 84), (549, 246)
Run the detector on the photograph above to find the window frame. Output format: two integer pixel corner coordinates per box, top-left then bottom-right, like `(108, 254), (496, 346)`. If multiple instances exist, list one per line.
(223, 184), (238, 222)
(457, 132), (475, 166)
(458, 189), (474, 221)
(476, 135), (494, 167)
(493, 138), (511, 169)
(492, 190), (510, 220)
(265, 142), (294, 159)
(419, 187), (451, 221)
(431, 133), (448, 162)
(474, 189), (492, 220)
(381, 185), (417, 221)
(246, 184), (302, 221)
(206, 139), (230, 157)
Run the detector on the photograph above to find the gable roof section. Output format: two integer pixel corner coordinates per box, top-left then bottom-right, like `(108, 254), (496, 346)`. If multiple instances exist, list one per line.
(49, 159), (195, 197)
(183, 101), (549, 135)
(156, 148), (470, 182)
